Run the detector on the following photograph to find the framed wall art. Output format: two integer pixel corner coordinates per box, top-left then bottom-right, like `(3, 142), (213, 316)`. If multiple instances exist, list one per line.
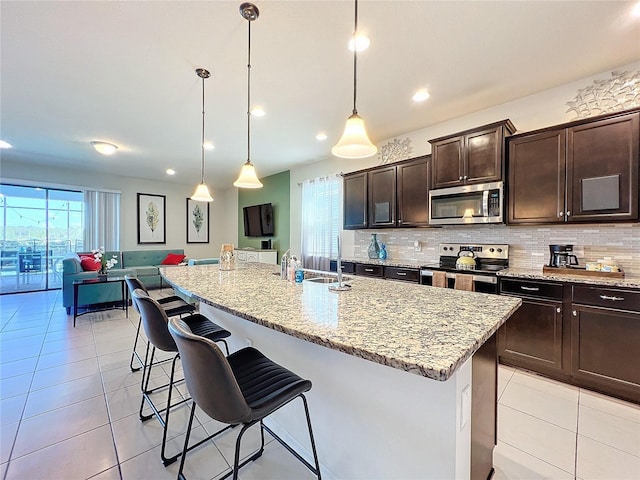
(186, 198), (210, 243)
(137, 193), (166, 244)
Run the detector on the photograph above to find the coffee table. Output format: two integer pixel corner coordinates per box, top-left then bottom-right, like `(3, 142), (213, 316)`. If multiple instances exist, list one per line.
(73, 276), (128, 327)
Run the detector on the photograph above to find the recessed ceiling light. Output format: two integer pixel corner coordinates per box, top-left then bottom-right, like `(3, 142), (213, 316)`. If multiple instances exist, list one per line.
(316, 132), (328, 141)
(91, 141), (118, 155)
(0, 140), (12, 149)
(250, 107), (265, 117)
(203, 142), (215, 150)
(166, 168), (176, 175)
(412, 89), (431, 102)
(348, 34), (370, 52)
(632, 1), (640, 16)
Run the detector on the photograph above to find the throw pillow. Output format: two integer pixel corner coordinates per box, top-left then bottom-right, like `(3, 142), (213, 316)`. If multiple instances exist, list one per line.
(161, 253), (186, 265)
(80, 257), (101, 271)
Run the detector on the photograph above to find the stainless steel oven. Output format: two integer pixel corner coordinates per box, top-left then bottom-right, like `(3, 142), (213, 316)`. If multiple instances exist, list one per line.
(429, 181), (504, 225)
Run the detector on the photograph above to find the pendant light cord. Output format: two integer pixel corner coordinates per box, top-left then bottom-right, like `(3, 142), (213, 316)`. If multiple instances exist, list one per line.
(352, 0), (358, 116)
(201, 73), (206, 183)
(247, 18), (252, 163)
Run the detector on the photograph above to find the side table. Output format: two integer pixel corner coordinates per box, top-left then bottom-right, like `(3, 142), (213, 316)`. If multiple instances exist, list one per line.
(73, 276), (128, 327)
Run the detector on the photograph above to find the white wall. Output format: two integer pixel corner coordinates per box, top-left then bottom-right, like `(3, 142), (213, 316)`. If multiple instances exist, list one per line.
(288, 61), (640, 257)
(0, 160), (238, 259)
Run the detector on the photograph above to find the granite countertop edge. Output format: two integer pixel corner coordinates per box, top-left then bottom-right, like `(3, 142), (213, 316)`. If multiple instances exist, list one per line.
(498, 268), (640, 289)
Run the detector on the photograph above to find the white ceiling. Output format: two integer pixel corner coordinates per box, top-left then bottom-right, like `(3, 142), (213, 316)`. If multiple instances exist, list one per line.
(2, 1), (639, 189)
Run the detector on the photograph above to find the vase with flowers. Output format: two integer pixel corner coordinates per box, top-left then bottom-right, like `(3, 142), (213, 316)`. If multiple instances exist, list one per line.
(92, 247), (118, 280)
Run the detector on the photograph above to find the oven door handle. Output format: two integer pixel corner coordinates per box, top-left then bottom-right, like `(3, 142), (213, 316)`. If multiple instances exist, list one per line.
(482, 190), (489, 217)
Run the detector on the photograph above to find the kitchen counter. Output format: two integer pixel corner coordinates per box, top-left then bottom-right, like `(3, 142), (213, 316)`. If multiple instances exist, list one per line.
(498, 267), (640, 289)
(162, 262), (520, 381)
(161, 262), (521, 479)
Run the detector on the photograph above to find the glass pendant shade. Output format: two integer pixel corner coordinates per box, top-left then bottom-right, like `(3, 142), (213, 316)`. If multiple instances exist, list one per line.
(233, 160), (263, 188)
(191, 183), (214, 202)
(331, 113), (377, 159)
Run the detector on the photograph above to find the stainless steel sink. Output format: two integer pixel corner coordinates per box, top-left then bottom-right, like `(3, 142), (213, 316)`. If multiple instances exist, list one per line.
(302, 271), (350, 284)
(303, 276), (340, 284)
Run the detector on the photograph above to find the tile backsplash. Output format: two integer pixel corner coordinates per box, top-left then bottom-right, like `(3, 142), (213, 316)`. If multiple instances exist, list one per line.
(353, 223), (640, 276)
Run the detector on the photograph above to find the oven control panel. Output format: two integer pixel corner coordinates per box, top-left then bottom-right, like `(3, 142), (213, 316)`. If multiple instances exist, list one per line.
(439, 243), (509, 260)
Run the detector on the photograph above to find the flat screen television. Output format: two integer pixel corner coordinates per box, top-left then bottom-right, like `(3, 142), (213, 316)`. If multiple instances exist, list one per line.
(243, 203), (274, 237)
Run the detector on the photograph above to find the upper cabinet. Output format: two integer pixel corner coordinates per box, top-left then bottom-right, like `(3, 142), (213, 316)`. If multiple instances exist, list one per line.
(343, 171), (368, 229)
(508, 109), (639, 224)
(429, 120), (516, 189)
(343, 156), (430, 230)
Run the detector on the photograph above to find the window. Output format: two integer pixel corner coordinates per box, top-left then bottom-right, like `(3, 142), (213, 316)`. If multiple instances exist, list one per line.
(300, 175), (342, 270)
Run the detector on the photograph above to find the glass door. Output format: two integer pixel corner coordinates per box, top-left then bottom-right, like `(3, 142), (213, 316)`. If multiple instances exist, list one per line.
(0, 184), (83, 294)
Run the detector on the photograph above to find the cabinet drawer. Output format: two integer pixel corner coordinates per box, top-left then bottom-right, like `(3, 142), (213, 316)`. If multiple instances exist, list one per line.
(500, 279), (563, 300)
(384, 267), (419, 283)
(329, 260), (355, 274)
(356, 264), (383, 277)
(572, 286), (640, 312)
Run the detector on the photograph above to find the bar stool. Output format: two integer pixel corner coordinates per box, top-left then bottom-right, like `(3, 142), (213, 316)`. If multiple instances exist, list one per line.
(125, 275), (196, 372)
(168, 316), (322, 480)
(432, 271), (447, 288)
(132, 289), (232, 466)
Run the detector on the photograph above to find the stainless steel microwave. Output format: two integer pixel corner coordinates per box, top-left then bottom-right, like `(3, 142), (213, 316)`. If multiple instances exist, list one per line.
(429, 181), (504, 225)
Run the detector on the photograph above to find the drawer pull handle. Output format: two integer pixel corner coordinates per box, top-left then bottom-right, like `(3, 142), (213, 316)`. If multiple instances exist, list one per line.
(396, 272), (407, 276)
(599, 295), (624, 301)
(364, 268), (374, 272)
(556, 307), (561, 313)
(520, 286), (540, 291)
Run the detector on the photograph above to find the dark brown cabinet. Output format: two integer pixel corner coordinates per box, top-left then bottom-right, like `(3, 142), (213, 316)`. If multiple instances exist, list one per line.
(343, 172), (368, 229)
(570, 286), (640, 402)
(343, 156), (430, 230)
(383, 266), (420, 283)
(430, 120), (515, 189)
(508, 109), (639, 224)
(355, 263), (383, 277)
(498, 279), (564, 372)
(368, 166), (397, 228)
(397, 156), (430, 227)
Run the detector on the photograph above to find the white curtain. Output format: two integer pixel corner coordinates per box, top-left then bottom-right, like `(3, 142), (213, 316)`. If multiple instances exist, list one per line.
(301, 175), (343, 270)
(83, 190), (120, 251)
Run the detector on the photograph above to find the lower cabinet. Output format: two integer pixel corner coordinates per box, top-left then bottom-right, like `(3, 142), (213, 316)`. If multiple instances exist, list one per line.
(570, 286), (640, 402)
(329, 261), (419, 283)
(498, 278), (640, 403)
(498, 279), (564, 372)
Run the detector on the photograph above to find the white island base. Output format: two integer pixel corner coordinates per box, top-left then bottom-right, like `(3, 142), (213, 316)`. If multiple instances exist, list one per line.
(200, 303), (496, 480)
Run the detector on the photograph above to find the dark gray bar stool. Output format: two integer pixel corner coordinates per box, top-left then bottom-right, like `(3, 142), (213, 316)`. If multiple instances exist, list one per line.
(132, 289), (231, 466)
(125, 275), (196, 372)
(168, 316), (321, 480)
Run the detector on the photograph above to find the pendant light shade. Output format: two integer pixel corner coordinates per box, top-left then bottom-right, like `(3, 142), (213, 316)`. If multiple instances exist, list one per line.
(332, 0), (377, 159)
(233, 160), (263, 188)
(331, 113), (377, 159)
(191, 68), (214, 202)
(234, 2), (263, 189)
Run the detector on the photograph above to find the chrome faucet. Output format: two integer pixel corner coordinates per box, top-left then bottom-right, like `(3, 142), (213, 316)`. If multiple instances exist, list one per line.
(336, 238), (343, 288)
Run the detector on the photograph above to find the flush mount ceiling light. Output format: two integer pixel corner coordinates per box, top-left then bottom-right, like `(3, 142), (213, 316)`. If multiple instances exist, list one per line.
(316, 132), (328, 141)
(191, 68), (214, 202)
(0, 140), (12, 149)
(332, 0), (377, 159)
(166, 168), (176, 176)
(412, 89), (431, 102)
(250, 106), (265, 117)
(91, 141), (118, 155)
(234, 2), (263, 189)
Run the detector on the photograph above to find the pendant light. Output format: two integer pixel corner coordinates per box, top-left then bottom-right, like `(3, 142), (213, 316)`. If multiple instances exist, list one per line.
(331, 0), (377, 159)
(191, 68), (214, 202)
(233, 2), (263, 189)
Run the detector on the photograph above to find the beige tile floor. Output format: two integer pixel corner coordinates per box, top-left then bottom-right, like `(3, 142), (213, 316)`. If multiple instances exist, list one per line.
(1, 289), (639, 480)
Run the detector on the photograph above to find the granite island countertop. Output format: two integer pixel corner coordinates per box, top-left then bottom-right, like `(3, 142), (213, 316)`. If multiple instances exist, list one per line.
(161, 263), (521, 382)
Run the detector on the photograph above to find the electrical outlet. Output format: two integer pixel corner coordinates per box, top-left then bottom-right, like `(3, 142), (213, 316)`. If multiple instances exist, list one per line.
(414, 240), (422, 252)
(245, 337), (253, 347)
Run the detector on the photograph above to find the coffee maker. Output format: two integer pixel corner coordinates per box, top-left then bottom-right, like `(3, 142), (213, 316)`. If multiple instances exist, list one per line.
(548, 244), (579, 267)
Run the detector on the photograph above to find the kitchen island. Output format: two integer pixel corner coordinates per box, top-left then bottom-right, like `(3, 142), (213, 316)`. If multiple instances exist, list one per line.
(162, 263), (521, 479)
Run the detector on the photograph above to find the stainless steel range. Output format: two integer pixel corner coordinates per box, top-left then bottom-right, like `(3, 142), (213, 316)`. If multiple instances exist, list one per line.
(420, 243), (509, 293)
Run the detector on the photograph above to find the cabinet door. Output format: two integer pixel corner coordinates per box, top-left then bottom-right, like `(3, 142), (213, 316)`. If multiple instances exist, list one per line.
(397, 156), (430, 227)
(566, 112), (639, 222)
(571, 305), (640, 399)
(368, 166), (397, 227)
(465, 126), (503, 185)
(431, 136), (463, 189)
(498, 298), (563, 371)
(508, 130), (566, 224)
(343, 172), (368, 229)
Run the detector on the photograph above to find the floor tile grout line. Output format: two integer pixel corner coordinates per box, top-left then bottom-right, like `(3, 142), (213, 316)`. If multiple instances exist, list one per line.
(497, 439), (576, 477)
(574, 390), (580, 480)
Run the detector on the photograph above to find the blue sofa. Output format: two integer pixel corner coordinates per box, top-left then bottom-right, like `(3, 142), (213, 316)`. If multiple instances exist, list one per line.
(62, 249), (186, 314)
